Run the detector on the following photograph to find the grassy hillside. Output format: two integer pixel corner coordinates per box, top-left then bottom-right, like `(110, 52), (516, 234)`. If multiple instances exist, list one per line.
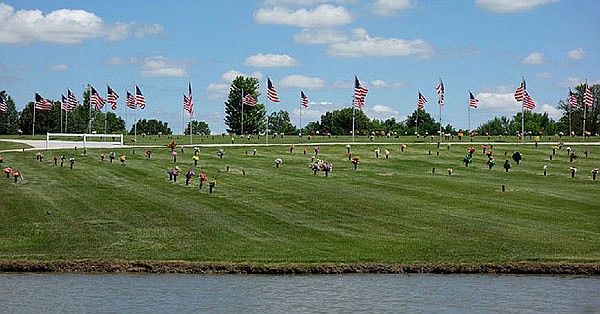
(0, 139), (599, 264)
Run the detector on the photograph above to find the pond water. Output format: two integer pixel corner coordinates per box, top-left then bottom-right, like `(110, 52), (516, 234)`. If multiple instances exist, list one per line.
(0, 273), (598, 313)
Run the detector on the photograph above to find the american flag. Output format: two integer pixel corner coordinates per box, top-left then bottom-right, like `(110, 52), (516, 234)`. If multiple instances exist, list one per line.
(183, 95), (193, 116)
(242, 89), (257, 106)
(90, 85), (106, 111)
(469, 91), (479, 108)
(67, 89), (78, 111)
(35, 93), (53, 111)
(300, 90), (308, 108)
(584, 84), (594, 108)
(183, 82), (194, 116)
(107, 85), (119, 110)
(514, 79), (526, 102)
(568, 88), (578, 108)
(0, 95), (7, 112)
(417, 92), (427, 109)
(135, 85), (145, 109)
(523, 90), (535, 110)
(61, 95), (69, 112)
(354, 76), (368, 108)
(267, 77), (280, 102)
(126, 91), (136, 109)
(436, 79), (444, 106)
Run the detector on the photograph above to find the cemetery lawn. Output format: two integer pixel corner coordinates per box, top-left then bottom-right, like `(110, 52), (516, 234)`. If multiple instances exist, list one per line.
(0, 139), (599, 266)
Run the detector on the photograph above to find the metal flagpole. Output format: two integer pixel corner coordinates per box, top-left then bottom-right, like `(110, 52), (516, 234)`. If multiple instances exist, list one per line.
(241, 88), (244, 137)
(468, 90), (471, 133)
(60, 91), (63, 134)
(133, 83), (137, 141)
(569, 95), (572, 137)
(582, 81), (587, 141)
(352, 97), (356, 142)
(104, 85), (108, 141)
(88, 84), (92, 134)
(439, 99), (442, 143)
(299, 106), (302, 135)
(266, 78), (269, 145)
(521, 78), (525, 143)
(32, 97), (36, 137)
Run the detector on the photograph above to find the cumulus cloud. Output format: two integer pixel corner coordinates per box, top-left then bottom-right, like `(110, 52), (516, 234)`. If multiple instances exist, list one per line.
(534, 72), (552, 79)
(206, 83), (230, 93)
(140, 56), (191, 77)
(0, 3), (162, 45)
(48, 64), (68, 71)
(294, 28), (348, 44)
(370, 79), (407, 88)
(279, 74), (325, 89)
(262, 0), (348, 7)
(475, 0), (559, 13)
(475, 92), (521, 112)
(522, 52), (544, 65)
(372, 0), (414, 16)
(105, 22), (163, 42)
(566, 47), (586, 60)
(327, 28), (434, 58)
(365, 104), (406, 122)
(255, 4), (353, 28)
(540, 104), (562, 120)
(557, 77), (600, 88)
(221, 70), (263, 82)
(244, 53), (300, 67)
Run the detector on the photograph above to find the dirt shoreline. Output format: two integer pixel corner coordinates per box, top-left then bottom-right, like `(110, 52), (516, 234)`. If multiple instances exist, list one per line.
(0, 260), (598, 275)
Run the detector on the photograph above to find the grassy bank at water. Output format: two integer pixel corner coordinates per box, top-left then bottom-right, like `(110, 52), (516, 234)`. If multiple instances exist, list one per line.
(0, 140), (599, 265)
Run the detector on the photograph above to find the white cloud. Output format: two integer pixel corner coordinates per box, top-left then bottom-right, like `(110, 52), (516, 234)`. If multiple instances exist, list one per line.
(294, 28), (348, 44)
(566, 47), (586, 60)
(222, 70), (263, 82)
(372, 0), (414, 16)
(105, 22), (163, 42)
(475, 92), (521, 112)
(206, 83), (230, 93)
(263, 0), (348, 7)
(279, 74), (325, 89)
(255, 4), (353, 28)
(522, 52), (544, 65)
(534, 72), (552, 78)
(48, 64), (68, 71)
(0, 3), (162, 45)
(370, 79), (406, 88)
(540, 104), (562, 120)
(244, 53), (300, 67)
(557, 77), (600, 88)
(327, 28), (434, 58)
(475, 0), (559, 13)
(365, 104), (406, 122)
(140, 56), (191, 78)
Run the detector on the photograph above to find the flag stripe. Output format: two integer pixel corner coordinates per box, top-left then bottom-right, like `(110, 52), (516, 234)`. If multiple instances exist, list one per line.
(0, 95), (8, 112)
(354, 76), (368, 108)
(523, 90), (536, 110)
(107, 85), (119, 110)
(90, 85), (106, 111)
(417, 92), (427, 110)
(469, 91), (479, 108)
(242, 90), (257, 106)
(135, 85), (145, 110)
(584, 85), (594, 108)
(300, 90), (308, 108)
(35, 93), (53, 111)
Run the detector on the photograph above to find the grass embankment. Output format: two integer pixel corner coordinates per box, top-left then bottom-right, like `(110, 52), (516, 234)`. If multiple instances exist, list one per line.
(0, 139), (599, 273)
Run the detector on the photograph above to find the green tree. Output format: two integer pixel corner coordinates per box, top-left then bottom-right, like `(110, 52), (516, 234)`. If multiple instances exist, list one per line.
(184, 120), (210, 135)
(476, 116), (511, 135)
(319, 107), (370, 135)
(224, 76), (265, 135)
(18, 100), (62, 135)
(404, 109), (440, 135)
(131, 119), (172, 135)
(556, 84), (599, 136)
(508, 111), (557, 136)
(0, 91), (20, 135)
(268, 110), (296, 134)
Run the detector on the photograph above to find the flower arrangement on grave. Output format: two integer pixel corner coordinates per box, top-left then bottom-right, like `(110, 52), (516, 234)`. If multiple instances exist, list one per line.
(401, 144), (407, 152)
(275, 158), (283, 168)
(447, 168), (453, 175)
(166, 140), (177, 151)
(350, 156), (360, 170)
(592, 168), (599, 181)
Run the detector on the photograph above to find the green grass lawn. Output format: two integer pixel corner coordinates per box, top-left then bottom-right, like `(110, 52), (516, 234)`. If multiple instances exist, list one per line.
(0, 140), (599, 264)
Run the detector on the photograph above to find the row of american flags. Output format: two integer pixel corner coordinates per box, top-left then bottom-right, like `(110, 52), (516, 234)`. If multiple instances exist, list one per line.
(29, 84), (147, 113)
(1, 77), (594, 115)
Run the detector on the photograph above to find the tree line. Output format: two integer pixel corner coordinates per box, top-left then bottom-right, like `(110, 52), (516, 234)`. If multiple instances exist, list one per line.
(223, 76), (599, 136)
(0, 90), (210, 136)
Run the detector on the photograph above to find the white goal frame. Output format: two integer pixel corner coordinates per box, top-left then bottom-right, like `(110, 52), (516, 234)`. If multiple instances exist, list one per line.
(46, 133), (124, 149)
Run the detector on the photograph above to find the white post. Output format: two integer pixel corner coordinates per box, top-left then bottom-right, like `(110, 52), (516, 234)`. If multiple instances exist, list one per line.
(352, 98), (356, 143)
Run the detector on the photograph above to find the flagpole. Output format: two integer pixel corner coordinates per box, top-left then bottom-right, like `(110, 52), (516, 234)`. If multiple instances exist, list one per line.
(266, 78), (269, 146)
(133, 83), (137, 142)
(241, 88), (244, 137)
(32, 98), (36, 138)
(352, 96), (356, 143)
(582, 81), (587, 141)
(439, 98), (442, 143)
(88, 84), (92, 134)
(104, 85), (108, 140)
(60, 92), (63, 134)
(299, 106), (302, 135)
(521, 78), (525, 143)
(569, 91), (572, 137)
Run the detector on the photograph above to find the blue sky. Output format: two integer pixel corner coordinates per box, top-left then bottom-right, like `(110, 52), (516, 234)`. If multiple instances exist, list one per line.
(1, 0), (598, 134)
